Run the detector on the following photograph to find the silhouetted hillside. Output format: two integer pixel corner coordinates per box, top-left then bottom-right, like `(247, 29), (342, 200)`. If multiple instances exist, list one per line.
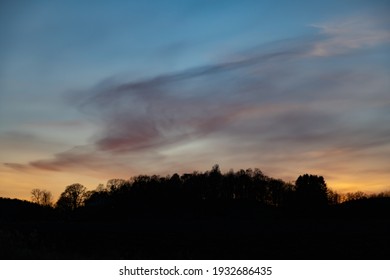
(1, 166), (389, 259)
(0, 198), (57, 222)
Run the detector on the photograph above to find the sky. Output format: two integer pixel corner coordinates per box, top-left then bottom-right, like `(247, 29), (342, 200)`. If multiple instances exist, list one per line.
(1, 0), (389, 200)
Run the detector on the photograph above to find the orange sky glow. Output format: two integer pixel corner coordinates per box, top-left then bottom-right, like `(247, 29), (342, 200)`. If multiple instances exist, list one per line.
(1, 1), (389, 202)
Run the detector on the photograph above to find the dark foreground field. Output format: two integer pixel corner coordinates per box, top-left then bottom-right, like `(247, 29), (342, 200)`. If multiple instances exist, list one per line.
(1, 202), (389, 259)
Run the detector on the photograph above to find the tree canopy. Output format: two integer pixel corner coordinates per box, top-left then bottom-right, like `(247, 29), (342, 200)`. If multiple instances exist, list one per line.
(295, 174), (329, 209)
(56, 183), (87, 211)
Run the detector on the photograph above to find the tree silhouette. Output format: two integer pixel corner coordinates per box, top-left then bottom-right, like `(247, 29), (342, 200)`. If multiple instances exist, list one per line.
(327, 189), (341, 205)
(2, 165), (390, 260)
(295, 174), (329, 210)
(344, 191), (367, 202)
(56, 183), (87, 211)
(31, 188), (53, 207)
(106, 178), (127, 193)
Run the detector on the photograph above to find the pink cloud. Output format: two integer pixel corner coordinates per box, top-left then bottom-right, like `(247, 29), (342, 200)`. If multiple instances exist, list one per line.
(309, 16), (390, 56)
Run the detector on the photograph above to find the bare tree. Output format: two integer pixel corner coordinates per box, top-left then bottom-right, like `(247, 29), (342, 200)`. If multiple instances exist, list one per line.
(106, 179), (127, 193)
(41, 190), (53, 206)
(344, 191), (367, 202)
(31, 188), (42, 204)
(31, 188), (53, 206)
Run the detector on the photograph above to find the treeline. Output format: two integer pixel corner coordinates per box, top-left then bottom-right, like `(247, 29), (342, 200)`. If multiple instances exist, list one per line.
(26, 165), (390, 220)
(1, 165), (389, 259)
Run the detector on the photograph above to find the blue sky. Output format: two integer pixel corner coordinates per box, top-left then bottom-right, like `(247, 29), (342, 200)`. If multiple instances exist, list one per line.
(1, 0), (389, 199)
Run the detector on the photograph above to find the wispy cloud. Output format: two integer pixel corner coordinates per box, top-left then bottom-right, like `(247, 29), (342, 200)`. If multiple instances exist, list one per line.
(309, 16), (390, 56)
(29, 147), (95, 171)
(3, 163), (29, 172)
(73, 49), (300, 154)
(4, 15), (390, 189)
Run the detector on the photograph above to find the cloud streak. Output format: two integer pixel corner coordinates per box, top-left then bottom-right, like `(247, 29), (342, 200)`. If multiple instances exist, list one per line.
(309, 16), (390, 56)
(4, 15), (390, 191)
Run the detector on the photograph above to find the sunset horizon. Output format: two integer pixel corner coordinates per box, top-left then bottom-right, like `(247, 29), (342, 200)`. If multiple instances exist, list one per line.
(1, 163), (390, 202)
(1, 1), (389, 201)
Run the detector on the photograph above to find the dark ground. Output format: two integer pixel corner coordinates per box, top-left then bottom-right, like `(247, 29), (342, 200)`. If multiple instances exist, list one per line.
(1, 197), (389, 259)
(1, 217), (389, 259)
